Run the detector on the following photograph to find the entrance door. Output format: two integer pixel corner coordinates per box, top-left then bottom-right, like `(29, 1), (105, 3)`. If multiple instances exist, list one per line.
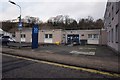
(67, 34), (79, 44)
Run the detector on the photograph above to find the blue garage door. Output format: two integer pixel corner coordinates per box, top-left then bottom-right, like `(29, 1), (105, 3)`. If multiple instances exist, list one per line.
(67, 34), (79, 44)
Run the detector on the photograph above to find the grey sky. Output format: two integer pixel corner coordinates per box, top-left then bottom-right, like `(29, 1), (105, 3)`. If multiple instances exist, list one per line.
(0, 0), (107, 22)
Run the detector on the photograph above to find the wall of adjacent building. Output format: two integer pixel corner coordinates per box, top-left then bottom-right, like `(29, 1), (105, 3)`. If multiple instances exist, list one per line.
(104, 1), (120, 53)
(99, 29), (107, 45)
(118, 2), (120, 53)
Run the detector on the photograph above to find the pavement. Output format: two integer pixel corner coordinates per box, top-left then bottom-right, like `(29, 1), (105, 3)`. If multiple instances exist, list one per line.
(1, 43), (120, 74)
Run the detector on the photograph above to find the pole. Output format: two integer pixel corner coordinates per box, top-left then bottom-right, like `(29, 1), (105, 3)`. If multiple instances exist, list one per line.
(19, 29), (21, 48)
(9, 0), (22, 48)
(18, 5), (21, 49)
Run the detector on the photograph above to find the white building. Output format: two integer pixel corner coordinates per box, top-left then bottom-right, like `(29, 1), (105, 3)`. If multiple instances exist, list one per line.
(15, 28), (107, 45)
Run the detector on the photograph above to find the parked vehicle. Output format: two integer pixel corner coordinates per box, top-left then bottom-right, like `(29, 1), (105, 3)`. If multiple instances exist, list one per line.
(0, 36), (16, 45)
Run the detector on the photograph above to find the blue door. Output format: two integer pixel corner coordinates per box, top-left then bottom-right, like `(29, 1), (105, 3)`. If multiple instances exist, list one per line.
(67, 34), (79, 44)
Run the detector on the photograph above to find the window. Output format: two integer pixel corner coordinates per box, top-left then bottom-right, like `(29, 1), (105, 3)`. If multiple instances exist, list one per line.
(88, 34), (99, 39)
(21, 34), (25, 38)
(109, 24), (111, 27)
(45, 34), (52, 38)
(88, 34), (92, 39)
(108, 13), (111, 24)
(49, 34), (52, 38)
(108, 31), (110, 42)
(45, 34), (48, 38)
(116, 24), (118, 43)
(109, 2), (111, 6)
(108, 2), (111, 6)
(109, 13), (110, 17)
(93, 34), (99, 39)
(81, 34), (84, 36)
(112, 5), (114, 20)
(116, 2), (119, 14)
(111, 29), (113, 43)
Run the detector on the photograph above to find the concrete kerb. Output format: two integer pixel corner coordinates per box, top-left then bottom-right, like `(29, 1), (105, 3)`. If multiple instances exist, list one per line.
(1, 48), (119, 75)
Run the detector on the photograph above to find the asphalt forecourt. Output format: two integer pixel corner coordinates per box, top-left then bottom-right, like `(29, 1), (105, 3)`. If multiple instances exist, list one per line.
(1, 45), (119, 74)
(1, 53), (120, 78)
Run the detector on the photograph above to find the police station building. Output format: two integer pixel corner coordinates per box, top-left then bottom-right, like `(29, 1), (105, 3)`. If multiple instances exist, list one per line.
(15, 28), (107, 45)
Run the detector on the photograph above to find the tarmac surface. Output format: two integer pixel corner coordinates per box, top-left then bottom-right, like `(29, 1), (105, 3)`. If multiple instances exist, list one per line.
(1, 43), (120, 75)
(3, 54), (115, 78)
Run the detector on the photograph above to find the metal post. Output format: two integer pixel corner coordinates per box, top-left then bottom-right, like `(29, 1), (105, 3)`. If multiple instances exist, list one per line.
(9, 0), (22, 48)
(19, 29), (21, 48)
(18, 7), (21, 48)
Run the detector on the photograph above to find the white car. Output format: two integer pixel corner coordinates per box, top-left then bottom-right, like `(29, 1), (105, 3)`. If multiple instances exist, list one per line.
(0, 36), (16, 45)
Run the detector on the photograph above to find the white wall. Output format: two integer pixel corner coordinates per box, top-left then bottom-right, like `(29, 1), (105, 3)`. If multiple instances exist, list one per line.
(44, 39), (53, 43)
(88, 39), (99, 44)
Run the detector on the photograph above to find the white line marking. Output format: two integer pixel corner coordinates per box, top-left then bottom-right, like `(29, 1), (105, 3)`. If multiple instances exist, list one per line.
(70, 51), (95, 55)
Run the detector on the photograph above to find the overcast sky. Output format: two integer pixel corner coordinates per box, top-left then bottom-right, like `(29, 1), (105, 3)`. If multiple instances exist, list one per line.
(0, 0), (108, 22)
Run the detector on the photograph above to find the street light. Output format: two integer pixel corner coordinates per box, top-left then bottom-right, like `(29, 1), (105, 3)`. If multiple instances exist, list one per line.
(9, 0), (22, 48)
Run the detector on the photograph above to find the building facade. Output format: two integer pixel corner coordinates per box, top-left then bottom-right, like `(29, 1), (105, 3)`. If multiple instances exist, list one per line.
(15, 29), (107, 45)
(104, 1), (120, 53)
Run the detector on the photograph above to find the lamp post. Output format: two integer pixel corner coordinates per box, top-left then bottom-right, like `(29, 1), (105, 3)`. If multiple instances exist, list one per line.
(9, 0), (22, 48)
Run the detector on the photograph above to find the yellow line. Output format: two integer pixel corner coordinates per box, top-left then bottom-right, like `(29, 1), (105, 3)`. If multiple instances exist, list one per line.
(1, 53), (120, 77)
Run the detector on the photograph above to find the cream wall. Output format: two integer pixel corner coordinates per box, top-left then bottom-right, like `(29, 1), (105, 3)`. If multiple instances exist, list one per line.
(65, 30), (101, 44)
(15, 29), (107, 45)
(38, 31), (44, 43)
(65, 30), (100, 40)
(53, 29), (62, 43)
(39, 30), (53, 43)
(25, 31), (32, 42)
(39, 29), (62, 43)
(15, 30), (32, 43)
(15, 31), (20, 42)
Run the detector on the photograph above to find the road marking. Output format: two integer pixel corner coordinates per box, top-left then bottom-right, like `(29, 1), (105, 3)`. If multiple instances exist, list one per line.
(1, 53), (120, 77)
(79, 48), (96, 50)
(70, 51), (95, 55)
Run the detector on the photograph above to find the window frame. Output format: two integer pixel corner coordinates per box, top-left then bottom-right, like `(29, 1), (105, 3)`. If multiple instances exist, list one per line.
(93, 34), (99, 39)
(21, 34), (26, 38)
(116, 2), (119, 14)
(88, 34), (93, 39)
(45, 34), (49, 38)
(45, 34), (53, 39)
(49, 34), (52, 38)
